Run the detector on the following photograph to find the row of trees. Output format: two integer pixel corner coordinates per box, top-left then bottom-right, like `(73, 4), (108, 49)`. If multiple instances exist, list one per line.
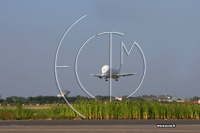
(0, 95), (91, 105)
(0, 95), (138, 105)
(190, 96), (200, 101)
(0, 95), (199, 105)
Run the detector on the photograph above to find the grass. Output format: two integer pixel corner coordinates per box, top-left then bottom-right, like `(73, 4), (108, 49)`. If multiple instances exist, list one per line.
(0, 100), (199, 120)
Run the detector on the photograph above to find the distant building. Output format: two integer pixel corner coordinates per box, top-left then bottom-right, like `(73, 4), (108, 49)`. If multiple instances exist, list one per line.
(138, 94), (172, 101)
(57, 90), (70, 98)
(115, 97), (122, 101)
(174, 98), (185, 103)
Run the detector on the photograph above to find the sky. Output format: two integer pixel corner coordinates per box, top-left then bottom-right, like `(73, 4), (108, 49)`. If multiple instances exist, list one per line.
(0, 0), (200, 99)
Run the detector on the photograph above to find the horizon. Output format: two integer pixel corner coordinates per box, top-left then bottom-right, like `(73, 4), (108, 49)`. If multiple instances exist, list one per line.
(1, 94), (198, 100)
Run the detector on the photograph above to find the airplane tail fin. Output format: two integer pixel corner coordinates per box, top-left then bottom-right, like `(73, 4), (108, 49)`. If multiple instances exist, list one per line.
(118, 65), (121, 72)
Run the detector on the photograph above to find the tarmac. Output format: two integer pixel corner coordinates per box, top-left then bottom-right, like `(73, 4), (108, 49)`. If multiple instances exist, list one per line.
(0, 120), (200, 133)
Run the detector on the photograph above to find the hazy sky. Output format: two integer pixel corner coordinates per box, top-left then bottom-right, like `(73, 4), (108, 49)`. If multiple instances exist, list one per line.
(0, 0), (200, 99)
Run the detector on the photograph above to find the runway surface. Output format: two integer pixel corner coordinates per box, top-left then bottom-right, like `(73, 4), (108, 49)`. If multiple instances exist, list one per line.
(1, 119), (200, 126)
(0, 120), (200, 133)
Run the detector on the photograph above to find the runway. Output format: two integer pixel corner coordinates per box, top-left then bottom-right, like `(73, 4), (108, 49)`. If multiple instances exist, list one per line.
(1, 119), (200, 126)
(0, 120), (200, 133)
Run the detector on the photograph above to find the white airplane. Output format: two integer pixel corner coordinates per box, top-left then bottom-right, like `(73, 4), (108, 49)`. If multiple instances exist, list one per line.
(91, 65), (137, 81)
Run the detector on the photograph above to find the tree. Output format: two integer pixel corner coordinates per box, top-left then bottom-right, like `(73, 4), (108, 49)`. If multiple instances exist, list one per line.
(191, 96), (200, 101)
(6, 97), (14, 103)
(0, 99), (4, 103)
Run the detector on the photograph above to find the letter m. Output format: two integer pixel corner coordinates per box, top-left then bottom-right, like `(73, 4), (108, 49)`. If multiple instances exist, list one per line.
(121, 41), (138, 65)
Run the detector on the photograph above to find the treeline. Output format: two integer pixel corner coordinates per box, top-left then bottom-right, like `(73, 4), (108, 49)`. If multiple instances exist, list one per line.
(0, 95), (142, 105)
(0, 95), (92, 105)
(190, 96), (200, 101)
(0, 95), (199, 105)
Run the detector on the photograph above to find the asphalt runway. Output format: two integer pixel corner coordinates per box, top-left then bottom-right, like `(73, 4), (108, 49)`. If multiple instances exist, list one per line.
(1, 119), (200, 126)
(0, 120), (200, 133)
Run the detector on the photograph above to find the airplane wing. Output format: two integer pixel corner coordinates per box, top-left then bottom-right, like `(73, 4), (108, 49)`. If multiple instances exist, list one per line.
(116, 72), (137, 77)
(90, 74), (103, 77)
(90, 74), (106, 79)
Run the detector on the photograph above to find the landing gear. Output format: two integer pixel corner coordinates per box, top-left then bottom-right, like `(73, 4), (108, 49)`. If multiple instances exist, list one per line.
(116, 79), (118, 81)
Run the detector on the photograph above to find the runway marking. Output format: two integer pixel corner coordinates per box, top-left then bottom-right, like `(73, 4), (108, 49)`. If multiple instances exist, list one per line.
(0, 129), (200, 132)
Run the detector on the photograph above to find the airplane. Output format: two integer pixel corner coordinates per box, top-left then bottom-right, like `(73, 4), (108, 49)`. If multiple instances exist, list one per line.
(90, 65), (137, 81)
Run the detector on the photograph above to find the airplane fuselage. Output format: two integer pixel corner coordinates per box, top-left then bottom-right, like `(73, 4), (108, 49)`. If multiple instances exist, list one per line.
(101, 65), (120, 79)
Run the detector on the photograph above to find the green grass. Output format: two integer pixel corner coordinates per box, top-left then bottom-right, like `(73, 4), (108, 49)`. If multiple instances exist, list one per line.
(0, 100), (199, 120)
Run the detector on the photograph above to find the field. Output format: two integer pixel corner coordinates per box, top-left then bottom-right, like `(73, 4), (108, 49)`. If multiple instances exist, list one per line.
(0, 100), (200, 120)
